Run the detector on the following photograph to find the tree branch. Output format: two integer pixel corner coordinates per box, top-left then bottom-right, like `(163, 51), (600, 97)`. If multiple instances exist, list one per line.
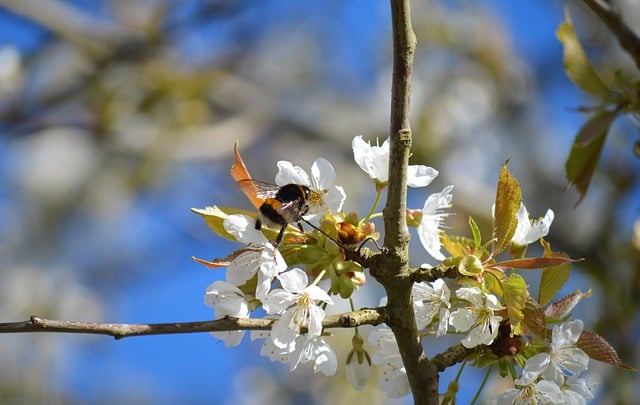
(582, 0), (640, 70)
(366, 1), (440, 404)
(431, 344), (473, 372)
(0, 308), (386, 340)
(411, 265), (460, 284)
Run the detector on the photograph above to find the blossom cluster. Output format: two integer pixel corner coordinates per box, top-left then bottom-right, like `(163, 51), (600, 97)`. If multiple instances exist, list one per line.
(195, 135), (606, 403)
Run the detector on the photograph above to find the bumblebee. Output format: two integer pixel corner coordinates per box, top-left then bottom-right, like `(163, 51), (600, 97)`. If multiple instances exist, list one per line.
(237, 179), (317, 246)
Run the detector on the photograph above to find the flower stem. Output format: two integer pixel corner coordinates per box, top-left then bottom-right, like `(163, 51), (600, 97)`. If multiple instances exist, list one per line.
(470, 364), (493, 405)
(361, 190), (383, 225)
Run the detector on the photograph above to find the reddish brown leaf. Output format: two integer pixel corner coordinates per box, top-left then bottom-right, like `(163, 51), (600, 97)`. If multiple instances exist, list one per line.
(491, 256), (577, 270)
(192, 246), (262, 269)
(544, 289), (591, 319)
(577, 330), (636, 370)
(192, 256), (229, 268)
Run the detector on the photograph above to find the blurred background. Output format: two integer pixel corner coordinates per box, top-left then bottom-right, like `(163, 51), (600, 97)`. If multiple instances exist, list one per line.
(0, 0), (638, 403)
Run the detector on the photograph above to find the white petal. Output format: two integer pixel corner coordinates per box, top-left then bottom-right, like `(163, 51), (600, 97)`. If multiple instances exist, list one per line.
(210, 330), (245, 348)
(519, 353), (550, 384)
(255, 247), (287, 300)
(368, 326), (400, 363)
(311, 158), (337, 190)
(262, 290), (296, 314)
(522, 208), (554, 244)
(306, 304), (326, 338)
(223, 215), (267, 244)
(449, 308), (478, 332)
(275, 160), (311, 186)
(271, 309), (300, 348)
(380, 358), (411, 398)
(455, 287), (484, 308)
(204, 281), (245, 311)
(352, 135), (389, 181)
(485, 293), (506, 311)
(556, 348), (590, 375)
(306, 336), (338, 376)
(417, 220), (444, 261)
(461, 321), (493, 348)
(436, 307), (450, 337)
(406, 165), (438, 188)
(347, 355), (371, 390)
(278, 268), (308, 293)
(511, 203), (531, 244)
(225, 250), (260, 287)
(321, 185), (346, 213)
(552, 319), (583, 348)
(304, 285), (333, 305)
(422, 185), (453, 215)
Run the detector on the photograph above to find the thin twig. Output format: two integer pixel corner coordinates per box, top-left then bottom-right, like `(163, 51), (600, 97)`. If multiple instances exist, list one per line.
(0, 308), (385, 340)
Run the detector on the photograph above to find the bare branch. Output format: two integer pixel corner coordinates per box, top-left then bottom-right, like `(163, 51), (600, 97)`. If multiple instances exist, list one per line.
(0, 308), (386, 340)
(431, 344), (474, 372)
(411, 265), (460, 284)
(582, 0), (640, 70)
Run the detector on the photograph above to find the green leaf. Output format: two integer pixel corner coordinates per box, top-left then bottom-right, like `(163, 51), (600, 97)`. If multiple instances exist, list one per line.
(565, 112), (614, 205)
(577, 330), (636, 370)
(442, 235), (475, 257)
(575, 109), (618, 147)
(503, 273), (528, 335)
(458, 255), (483, 276)
(493, 162), (522, 255)
(484, 268), (506, 297)
(469, 216), (481, 250)
(538, 239), (573, 306)
(191, 205), (258, 241)
(557, 8), (610, 96)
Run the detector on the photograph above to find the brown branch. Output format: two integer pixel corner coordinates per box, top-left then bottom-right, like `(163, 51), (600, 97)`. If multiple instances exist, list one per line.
(431, 344), (474, 372)
(582, 0), (640, 70)
(365, 0), (439, 404)
(411, 265), (460, 283)
(0, 308), (386, 340)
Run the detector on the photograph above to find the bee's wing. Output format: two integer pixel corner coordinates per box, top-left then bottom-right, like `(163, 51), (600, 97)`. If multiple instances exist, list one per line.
(236, 179), (280, 208)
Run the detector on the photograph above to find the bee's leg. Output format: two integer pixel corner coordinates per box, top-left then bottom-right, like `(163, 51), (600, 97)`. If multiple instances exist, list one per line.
(255, 217), (262, 231)
(274, 225), (286, 246)
(297, 221), (307, 243)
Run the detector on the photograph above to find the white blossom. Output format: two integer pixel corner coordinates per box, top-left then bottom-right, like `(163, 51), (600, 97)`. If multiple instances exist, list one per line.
(449, 287), (504, 348)
(523, 320), (589, 386)
(250, 330), (337, 376)
(559, 376), (596, 404)
(416, 185), (453, 261)
(412, 278), (450, 336)
(289, 335), (338, 376)
(262, 268), (333, 349)
(224, 214), (287, 300)
(511, 203), (554, 246)
(368, 326), (411, 398)
(352, 135), (438, 188)
(204, 281), (250, 347)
